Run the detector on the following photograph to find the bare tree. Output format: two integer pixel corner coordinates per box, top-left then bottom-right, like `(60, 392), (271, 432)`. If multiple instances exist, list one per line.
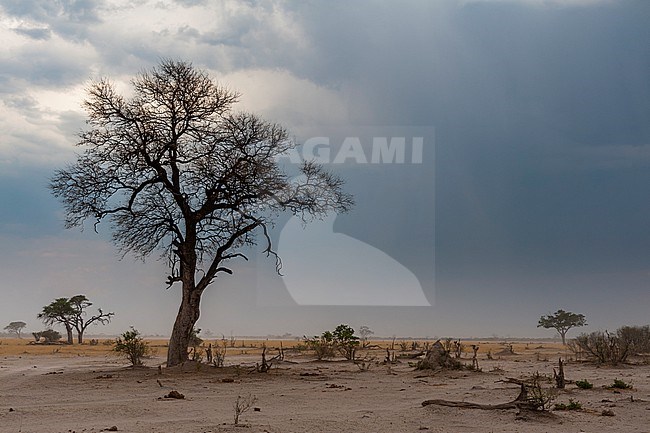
(4, 321), (27, 338)
(69, 295), (114, 344)
(358, 325), (374, 348)
(50, 59), (353, 366)
(538, 309), (587, 344)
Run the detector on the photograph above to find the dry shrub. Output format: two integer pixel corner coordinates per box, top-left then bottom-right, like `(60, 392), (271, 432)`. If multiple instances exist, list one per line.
(573, 325), (650, 365)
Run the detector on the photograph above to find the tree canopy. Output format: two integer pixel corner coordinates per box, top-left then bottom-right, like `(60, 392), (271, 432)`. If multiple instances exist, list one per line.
(50, 59), (353, 365)
(4, 321), (27, 338)
(38, 296), (113, 344)
(538, 309), (587, 344)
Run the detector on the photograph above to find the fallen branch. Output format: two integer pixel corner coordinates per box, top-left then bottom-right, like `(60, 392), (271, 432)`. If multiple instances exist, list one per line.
(423, 374), (554, 411)
(422, 399), (518, 410)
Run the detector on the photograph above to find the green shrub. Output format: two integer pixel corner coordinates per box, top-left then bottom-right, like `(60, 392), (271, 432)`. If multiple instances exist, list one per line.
(554, 399), (582, 411)
(303, 332), (336, 360)
(114, 327), (150, 366)
(304, 324), (360, 361)
(575, 379), (593, 389)
(610, 379), (632, 389)
(332, 324), (360, 360)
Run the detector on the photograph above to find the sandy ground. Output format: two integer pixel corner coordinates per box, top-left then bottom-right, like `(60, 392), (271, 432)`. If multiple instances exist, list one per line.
(1, 340), (650, 433)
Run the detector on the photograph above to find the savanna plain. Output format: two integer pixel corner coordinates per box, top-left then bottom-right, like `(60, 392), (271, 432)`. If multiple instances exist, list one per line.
(1, 338), (649, 433)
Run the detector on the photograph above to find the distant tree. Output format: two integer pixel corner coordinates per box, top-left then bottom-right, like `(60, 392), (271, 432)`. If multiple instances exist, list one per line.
(38, 298), (76, 344)
(38, 295), (113, 344)
(50, 59), (353, 366)
(538, 309), (587, 344)
(4, 321), (27, 338)
(68, 295), (114, 344)
(358, 325), (374, 348)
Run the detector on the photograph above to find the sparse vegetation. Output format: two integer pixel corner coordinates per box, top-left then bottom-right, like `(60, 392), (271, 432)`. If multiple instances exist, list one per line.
(332, 324), (360, 360)
(554, 399), (582, 411)
(233, 394), (258, 425)
(305, 324), (360, 361)
(573, 325), (650, 365)
(188, 327), (203, 362)
(113, 327), (150, 366)
(575, 379), (593, 389)
(609, 379), (632, 390)
(304, 332), (336, 360)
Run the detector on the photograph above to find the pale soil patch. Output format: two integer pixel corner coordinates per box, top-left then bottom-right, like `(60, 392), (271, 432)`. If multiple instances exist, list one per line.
(1, 341), (649, 433)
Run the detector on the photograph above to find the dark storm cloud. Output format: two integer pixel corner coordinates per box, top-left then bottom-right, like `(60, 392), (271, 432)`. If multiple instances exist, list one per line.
(282, 1), (650, 271)
(253, 1), (650, 330)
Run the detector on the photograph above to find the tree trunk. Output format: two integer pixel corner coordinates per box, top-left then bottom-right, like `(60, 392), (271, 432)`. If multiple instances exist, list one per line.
(77, 329), (84, 344)
(65, 325), (73, 344)
(167, 284), (202, 367)
(560, 331), (566, 345)
(167, 229), (203, 367)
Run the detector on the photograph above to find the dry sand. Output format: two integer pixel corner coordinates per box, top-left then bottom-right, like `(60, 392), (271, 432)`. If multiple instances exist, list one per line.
(1, 339), (649, 433)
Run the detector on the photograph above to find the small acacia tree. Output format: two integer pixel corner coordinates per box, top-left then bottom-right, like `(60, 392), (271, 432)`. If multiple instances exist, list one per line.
(50, 59), (353, 366)
(538, 309), (587, 344)
(38, 298), (76, 344)
(38, 296), (113, 344)
(332, 324), (360, 360)
(4, 321), (27, 338)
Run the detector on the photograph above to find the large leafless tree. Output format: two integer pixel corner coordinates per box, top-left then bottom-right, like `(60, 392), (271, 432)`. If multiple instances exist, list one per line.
(51, 60), (353, 366)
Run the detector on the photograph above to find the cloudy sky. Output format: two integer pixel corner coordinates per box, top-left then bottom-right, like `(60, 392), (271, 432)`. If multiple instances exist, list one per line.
(0, 0), (648, 339)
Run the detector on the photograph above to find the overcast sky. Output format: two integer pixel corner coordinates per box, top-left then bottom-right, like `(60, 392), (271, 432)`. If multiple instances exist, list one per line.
(0, 0), (648, 339)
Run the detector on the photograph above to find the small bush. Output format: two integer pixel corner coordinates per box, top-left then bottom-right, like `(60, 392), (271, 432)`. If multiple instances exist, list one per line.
(332, 324), (360, 360)
(573, 325), (650, 365)
(304, 332), (336, 360)
(304, 324), (360, 361)
(554, 399), (582, 411)
(32, 329), (61, 343)
(233, 394), (258, 425)
(114, 327), (150, 366)
(575, 379), (593, 389)
(609, 379), (632, 389)
(525, 373), (557, 411)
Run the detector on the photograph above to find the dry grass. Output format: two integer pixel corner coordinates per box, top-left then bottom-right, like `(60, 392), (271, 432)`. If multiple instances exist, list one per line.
(1, 337), (569, 362)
